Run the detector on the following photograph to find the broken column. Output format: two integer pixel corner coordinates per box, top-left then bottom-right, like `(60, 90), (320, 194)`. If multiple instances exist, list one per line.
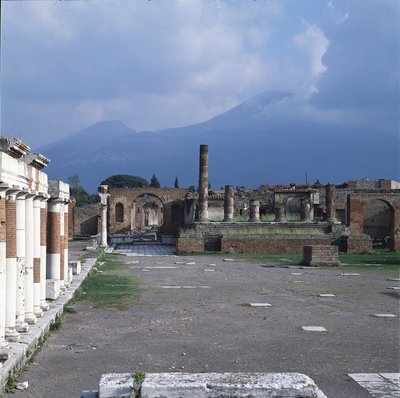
(300, 200), (311, 222)
(325, 184), (337, 223)
(5, 191), (20, 342)
(0, 190), (8, 347)
(275, 206), (286, 222)
(223, 185), (234, 222)
(99, 185), (109, 247)
(197, 144), (209, 222)
(249, 200), (260, 222)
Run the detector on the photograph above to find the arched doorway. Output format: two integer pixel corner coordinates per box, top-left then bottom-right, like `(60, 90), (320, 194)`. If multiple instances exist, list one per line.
(131, 194), (163, 232)
(363, 199), (393, 248)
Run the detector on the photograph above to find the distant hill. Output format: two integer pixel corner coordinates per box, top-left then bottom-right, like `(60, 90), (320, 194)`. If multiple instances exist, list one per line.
(37, 91), (399, 193)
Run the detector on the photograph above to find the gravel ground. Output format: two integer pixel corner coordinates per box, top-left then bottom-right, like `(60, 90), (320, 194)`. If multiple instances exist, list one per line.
(6, 247), (400, 398)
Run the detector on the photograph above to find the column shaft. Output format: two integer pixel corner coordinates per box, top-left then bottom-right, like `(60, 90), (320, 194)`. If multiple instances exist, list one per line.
(24, 195), (37, 324)
(100, 205), (107, 247)
(223, 185), (234, 222)
(63, 203), (69, 286)
(197, 144), (209, 222)
(33, 198), (43, 317)
(59, 203), (65, 288)
(40, 200), (49, 310)
(5, 193), (20, 341)
(325, 184), (337, 223)
(47, 201), (61, 299)
(249, 200), (260, 222)
(0, 192), (8, 347)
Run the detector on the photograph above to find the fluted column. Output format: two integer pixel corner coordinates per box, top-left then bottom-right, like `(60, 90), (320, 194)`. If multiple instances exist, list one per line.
(46, 200), (61, 299)
(24, 194), (37, 324)
(33, 197), (43, 317)
(223, 185), (234, 222)
(249, 200), (260, 222)
(0, 190), (9, 347)
(5, 191), (20, 342)
(197, 144), (209, 222)
(40, 199), (49, 310)
(15, 192), (29, 332)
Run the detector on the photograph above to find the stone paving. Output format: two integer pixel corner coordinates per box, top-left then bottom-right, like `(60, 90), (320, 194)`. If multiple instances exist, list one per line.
(349, 373), (400, 397)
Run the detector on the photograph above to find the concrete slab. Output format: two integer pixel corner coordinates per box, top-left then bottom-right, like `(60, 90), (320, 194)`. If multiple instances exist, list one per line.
(99, 372), (327, 398)
(302, 326), (327, 332)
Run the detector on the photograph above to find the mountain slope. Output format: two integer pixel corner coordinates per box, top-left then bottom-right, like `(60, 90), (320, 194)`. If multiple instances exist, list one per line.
(37, 92), (399, 192)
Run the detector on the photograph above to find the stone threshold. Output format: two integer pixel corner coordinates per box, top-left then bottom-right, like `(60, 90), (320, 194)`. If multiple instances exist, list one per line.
(0, 256), (99, 390)
(96, 372), (328, 398)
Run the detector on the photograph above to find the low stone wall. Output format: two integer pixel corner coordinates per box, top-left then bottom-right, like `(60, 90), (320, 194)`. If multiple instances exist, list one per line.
(303, 245), (339, 266)
(98, 372), (327, 398)
(176, 237), (205, 253)
(221, 237), (331, 254)
(343, 236), (373, 254)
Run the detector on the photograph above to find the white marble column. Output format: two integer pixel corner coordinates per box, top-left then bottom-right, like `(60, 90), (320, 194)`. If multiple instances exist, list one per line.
(33, 197), (43, 317)
(100, 204), (107, 247)
(46, 200), (61, 299)
(24, 194), (37, 324)
(63, 202), (69, 286)
(59, 203), (65, 290)
(15, 192), (30, 332)
(5, 191), (20, 342)
(40, 199), (49, 310)
(0, 190), (9, 347)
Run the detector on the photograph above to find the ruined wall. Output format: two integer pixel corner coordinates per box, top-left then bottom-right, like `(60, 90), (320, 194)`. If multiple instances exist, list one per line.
(108, 188), (189, 235)
(221, 237), (331, 254)
(73, 204), (100, 236)
(176, 237), (204, 253)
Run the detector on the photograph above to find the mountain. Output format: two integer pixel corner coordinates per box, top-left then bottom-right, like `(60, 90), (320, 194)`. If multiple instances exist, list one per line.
(37, 92), (399, 193)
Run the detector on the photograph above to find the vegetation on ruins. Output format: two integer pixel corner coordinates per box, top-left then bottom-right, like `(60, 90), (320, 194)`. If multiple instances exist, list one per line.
(100, 174), (149, 189)
(149, 173), (161, 188)
(72, 254), (141, 309)
(68, 174), (99, 206)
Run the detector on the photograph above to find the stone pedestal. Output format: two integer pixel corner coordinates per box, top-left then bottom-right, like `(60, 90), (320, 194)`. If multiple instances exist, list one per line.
(249, 200), (260, 222)
(223, 185), (234, 222)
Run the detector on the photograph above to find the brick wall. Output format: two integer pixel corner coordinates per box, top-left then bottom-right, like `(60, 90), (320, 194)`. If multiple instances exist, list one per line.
(47, 212), (60, 254)
(6, 198), (16, 257)
(0, 197), (5, 243)
(176, 237), (204, 253)
(344, 236), (372, 254)
(303, 245), (339, 266)
(221, 237), (331, 254)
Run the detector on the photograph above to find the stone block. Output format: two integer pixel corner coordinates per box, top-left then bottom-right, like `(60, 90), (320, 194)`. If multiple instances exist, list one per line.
(70, 260), (82, 275)
(99, 373), (133, 398)
(46, 279), (60, 300)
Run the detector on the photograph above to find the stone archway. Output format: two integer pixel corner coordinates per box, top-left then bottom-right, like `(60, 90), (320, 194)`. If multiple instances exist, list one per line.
(131, 193), (164, 232)
(347, 192), (400, 251)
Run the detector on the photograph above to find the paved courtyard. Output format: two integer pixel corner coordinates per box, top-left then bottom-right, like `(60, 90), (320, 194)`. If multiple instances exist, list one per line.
(5, 246), (400, 397)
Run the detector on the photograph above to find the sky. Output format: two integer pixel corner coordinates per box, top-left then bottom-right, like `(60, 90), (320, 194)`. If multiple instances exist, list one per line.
(1, 0), (399, 149)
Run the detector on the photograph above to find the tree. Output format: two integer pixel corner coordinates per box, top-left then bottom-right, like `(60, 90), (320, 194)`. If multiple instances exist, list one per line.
(68, 174), (98, 207)
(150, 174), (160, 188)
(100, 174), (149, 188)
(188, 185), (196, 192)
(174, 176), (179, 188)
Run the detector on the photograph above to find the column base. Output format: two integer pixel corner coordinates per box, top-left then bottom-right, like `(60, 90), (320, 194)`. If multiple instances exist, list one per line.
(34, 306), (43, 318)
(25, 313), (37, 325)
(40, 301), (50, 311)
(5, 328), (20, 342)
(16, 321), (30, 333)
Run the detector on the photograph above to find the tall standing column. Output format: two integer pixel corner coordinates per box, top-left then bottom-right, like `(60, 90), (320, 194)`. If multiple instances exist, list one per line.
(15, 192), (29, 332)
(249, 200), (260, 222)
(59, 203), (65, 290)
(223, 185), (234, 222)
(325, 184), (337, 223)
(40, 199), (49, 310)
(63, 202), (69, 286)
(24, 194), (37, 324)
(0, 190), (9, 347)
(47, 200), (61, 299)
(33, 197), (43, 317)
(197, 144), (209, 222)
(99, 185), (109, 247)
(5, 192), (20, 342)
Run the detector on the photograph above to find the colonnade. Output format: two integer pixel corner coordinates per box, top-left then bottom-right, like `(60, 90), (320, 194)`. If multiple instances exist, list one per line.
(0, 137), (70, 347)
